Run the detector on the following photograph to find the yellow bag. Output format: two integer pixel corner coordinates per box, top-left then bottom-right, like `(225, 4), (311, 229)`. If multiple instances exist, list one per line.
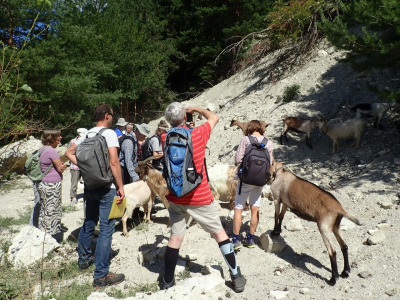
(108, 196), (127, 219)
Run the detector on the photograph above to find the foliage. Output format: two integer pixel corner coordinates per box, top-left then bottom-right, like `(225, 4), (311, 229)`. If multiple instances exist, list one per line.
(319, 0), (400, 101)
(320, 0), (400, 68)
(176, 267), (191, 280)
(282, 84), (300, 103)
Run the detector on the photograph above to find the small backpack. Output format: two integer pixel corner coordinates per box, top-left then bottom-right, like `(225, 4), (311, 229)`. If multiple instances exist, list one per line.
(238, 136), (270, 195)
(76, 128), (114, 190)
(25, 146), (53, 182)
(118, 134), (137, 155)
(162, 127), (203, 197)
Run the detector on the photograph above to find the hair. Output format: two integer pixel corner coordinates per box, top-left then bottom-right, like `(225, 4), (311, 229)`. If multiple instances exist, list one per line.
(126, 123), (134, 130)
(92, 104), (113, 122)
(245, 120), (265, 136)
(165, 102), (185, 127)
(41, 130), (61, 145)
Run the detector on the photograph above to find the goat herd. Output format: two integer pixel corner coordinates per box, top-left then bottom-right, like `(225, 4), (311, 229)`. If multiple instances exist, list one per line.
(120, 101), (394, 286)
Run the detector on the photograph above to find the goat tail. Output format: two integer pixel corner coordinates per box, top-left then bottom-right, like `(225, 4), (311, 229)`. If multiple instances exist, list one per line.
(343, 212), (362, 226)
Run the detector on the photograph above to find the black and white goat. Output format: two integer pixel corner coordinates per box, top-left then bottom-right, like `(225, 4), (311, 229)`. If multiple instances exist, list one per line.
(350, 102), (395, 128)
(269, 161), (361, 286)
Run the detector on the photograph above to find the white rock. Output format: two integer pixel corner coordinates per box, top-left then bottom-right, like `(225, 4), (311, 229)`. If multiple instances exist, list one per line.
(299, 287), (310, 294)
(260, 231), (287, 253)
(367, 230), (386, 245)
(285, 218), (303, 231)
(8, 226), (59, 267)
(270, 290), (289, 299)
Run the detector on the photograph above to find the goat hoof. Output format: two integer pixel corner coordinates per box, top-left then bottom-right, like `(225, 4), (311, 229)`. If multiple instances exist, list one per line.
(327, 276), (338, 286)
(340, 270), (350, 278)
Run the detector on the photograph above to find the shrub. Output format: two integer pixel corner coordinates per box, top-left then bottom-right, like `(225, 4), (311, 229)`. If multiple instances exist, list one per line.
(282, 84), (300, 102)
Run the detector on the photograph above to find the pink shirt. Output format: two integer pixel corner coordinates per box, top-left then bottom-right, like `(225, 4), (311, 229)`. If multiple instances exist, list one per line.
(40, 146), (62, 183)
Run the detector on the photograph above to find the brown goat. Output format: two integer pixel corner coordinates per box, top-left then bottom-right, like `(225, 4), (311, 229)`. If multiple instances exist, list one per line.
(135, 156), (170, 210)
(269, 161), (361, 286)
(280, 117), (317, 149)
(230, 119), (270, 135)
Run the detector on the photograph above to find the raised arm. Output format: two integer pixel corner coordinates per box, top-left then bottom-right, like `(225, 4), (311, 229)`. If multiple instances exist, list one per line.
(185, 107), (219, 130)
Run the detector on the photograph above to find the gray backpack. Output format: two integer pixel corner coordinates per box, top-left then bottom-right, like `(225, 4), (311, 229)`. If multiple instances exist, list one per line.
(238, 136), (270, 195)
(76, 128), (113, 189)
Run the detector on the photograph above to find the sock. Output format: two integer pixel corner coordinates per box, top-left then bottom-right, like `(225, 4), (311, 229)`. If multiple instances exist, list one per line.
(247, 233), (254, 241)
(218, 239), (238, 275)
(232, 234), (240, 243)
(164, 246), (179, 283)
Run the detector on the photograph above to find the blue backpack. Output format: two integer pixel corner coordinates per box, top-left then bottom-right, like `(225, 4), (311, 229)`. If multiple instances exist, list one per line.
(162, 127), (203, 197)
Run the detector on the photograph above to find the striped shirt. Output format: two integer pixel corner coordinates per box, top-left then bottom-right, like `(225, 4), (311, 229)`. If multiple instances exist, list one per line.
(166, 122), (213, 205)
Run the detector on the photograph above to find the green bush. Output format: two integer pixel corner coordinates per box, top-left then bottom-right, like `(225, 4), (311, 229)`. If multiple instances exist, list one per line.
(282, 84), (301, 103)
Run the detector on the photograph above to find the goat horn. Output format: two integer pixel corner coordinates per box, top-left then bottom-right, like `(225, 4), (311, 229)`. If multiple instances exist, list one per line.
(139, 155), (157, 165)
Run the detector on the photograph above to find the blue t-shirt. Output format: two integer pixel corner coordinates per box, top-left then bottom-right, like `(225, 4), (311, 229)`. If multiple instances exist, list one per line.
(115, 128), (123, 138)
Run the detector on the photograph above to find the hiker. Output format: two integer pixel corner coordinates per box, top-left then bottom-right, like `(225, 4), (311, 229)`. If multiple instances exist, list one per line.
(114, 117), (128, 139)
(125, 123), (136, 138)
(160, 102), (247, 293)
(159, 120), (169, 150)
(33, 130), (67, 242)
(65, 104), (125, 288)
(119, 129), (139, 184)
(134, 123), (151, 161)
(68, 128), (87, 205)
(232, 120), (274, 250)
(145, 120), (168, 170)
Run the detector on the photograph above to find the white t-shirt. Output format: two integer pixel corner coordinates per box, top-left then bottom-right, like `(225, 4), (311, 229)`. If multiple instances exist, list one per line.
(76, 126), (119, 189)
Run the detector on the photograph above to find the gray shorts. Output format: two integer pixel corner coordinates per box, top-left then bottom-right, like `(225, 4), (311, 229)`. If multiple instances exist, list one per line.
(235, 182), (262, 209)
(168, 201), (223, 236)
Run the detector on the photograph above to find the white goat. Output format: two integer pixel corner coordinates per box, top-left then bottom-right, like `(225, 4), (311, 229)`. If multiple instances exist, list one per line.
(350, 102), (395, 128)
(269, 161), (361, 286)
(280, 117), (317, 149)
(208, 164), (237, 210)
(317, 116), (364, 154)
(121, 180), (152, 237)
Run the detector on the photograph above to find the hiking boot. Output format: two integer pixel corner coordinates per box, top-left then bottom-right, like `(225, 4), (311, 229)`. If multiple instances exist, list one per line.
(242, 238), (255, 248)
(79, 257), (94, 270)
(93, 272), (125, 288)
(159, 276), (175, 290)
(230, 267), (246, 293)
(233, 240), (243, 251)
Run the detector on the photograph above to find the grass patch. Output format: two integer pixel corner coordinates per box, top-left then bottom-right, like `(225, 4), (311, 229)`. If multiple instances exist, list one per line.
(0, 180), (31, 193)
(176, 267), (191, 280)
(62, 205), (79, 213)
(134, 221), (149, 231)
(0, 251), (94, 300)
(0, 207), (31, 229)
(282, 84), (300, 103)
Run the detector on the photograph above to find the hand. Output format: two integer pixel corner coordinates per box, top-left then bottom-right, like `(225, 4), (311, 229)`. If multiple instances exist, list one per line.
(185, 106), (196, 114)
(116, 188), (125, 204)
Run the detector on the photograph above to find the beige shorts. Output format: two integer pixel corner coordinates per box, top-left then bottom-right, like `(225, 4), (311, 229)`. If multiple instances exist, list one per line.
(168, 201), (223, 236)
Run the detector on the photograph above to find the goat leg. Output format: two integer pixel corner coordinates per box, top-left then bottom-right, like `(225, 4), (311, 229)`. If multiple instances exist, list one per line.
(271, 203), (287, 236)
(121, 211), (129, 237)
(327, 251), (339, 286)
(306, 135), (313, 149)
(340, 244), (350, 278)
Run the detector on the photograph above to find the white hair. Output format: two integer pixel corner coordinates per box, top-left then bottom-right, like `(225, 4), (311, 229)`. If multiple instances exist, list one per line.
(165, 102), (185, 127)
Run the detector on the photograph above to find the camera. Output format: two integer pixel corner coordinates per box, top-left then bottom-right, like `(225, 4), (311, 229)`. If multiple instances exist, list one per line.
(186, 113), (193, 127)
